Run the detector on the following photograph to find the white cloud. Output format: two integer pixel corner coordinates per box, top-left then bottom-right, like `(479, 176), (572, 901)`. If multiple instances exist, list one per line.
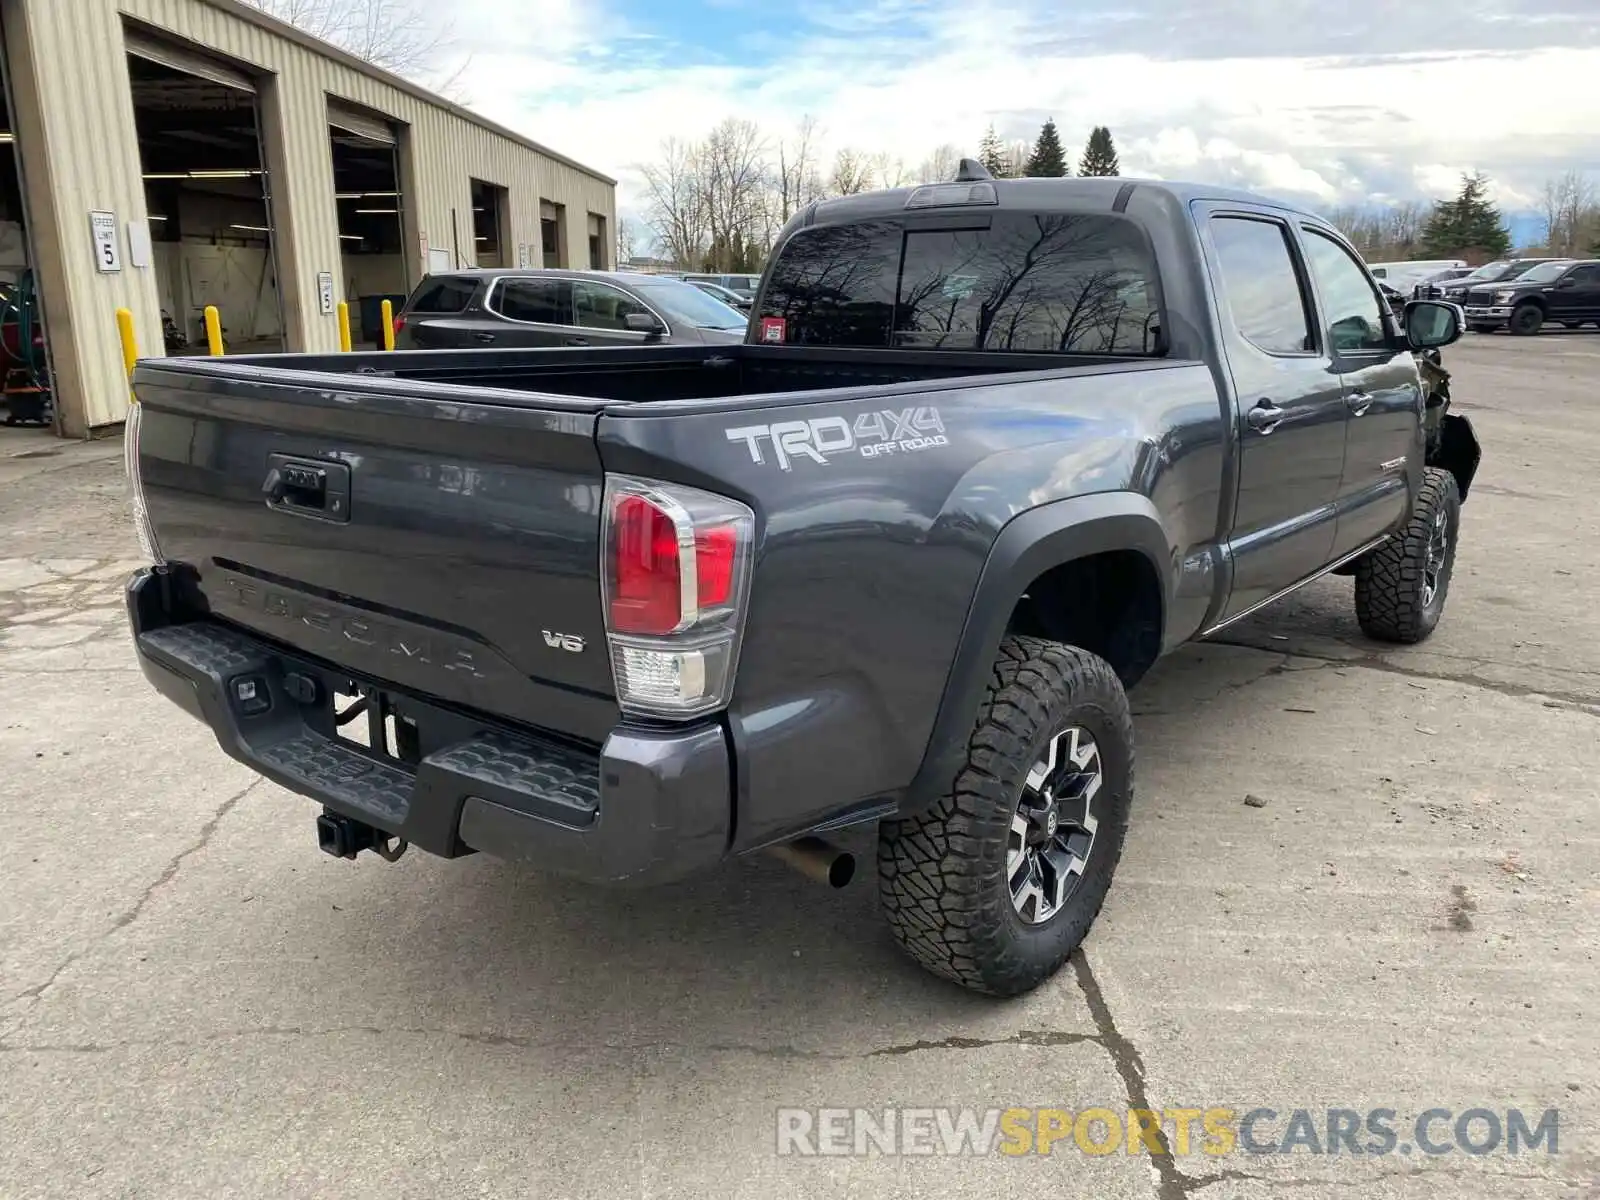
(434, 0), (1600, 238)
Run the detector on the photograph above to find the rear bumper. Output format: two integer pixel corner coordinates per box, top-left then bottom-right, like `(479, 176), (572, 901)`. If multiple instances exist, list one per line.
(127, 569), (731, 885)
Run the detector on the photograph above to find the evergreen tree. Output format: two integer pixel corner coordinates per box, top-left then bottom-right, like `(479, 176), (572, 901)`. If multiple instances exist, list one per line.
(1023, 119), (1068, 178)
(978, 125), (1008, 178)
(1079, 126), (1120, 176)
(1420, 172), (1511, 259)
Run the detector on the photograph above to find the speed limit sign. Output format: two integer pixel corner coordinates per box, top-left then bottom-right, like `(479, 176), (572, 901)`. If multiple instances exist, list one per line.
(90, 211), (121, 273)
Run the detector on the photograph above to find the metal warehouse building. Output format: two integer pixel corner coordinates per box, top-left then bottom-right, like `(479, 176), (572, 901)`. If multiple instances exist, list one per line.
(0, 0), (616, 437)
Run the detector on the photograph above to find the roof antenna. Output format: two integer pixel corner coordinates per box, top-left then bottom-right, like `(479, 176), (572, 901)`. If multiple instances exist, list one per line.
(954, 157), (993, 182)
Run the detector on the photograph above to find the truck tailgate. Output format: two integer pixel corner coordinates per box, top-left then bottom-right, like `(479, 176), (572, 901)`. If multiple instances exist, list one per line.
(133, 362), (618, 744)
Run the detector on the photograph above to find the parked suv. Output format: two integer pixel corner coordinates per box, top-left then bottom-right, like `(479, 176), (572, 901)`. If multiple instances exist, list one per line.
(394, 269), (749, 350)
(680, 272), (762, 300)
(688, 280), (753, 310)
(1464, 259), (1600, 334)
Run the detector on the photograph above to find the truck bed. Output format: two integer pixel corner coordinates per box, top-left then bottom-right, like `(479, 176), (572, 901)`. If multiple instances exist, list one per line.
(167, 342), (1164, 409)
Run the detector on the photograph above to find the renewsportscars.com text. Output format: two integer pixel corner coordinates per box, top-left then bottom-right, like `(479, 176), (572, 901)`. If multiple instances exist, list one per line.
(775, 1106), (1560, 1158)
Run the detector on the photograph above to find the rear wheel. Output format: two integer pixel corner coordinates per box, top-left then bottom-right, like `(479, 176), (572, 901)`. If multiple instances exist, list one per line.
(877, 636), (1132, 997)
(1354, 468), (1461, 644)
(1509, 303), (1545, 336)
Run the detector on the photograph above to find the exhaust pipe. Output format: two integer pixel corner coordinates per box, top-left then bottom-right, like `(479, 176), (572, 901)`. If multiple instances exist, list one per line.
(766, 836), (855, 888)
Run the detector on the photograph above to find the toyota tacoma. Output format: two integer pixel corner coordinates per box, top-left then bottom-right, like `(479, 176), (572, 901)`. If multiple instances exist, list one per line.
(123, 168), (1480, 996)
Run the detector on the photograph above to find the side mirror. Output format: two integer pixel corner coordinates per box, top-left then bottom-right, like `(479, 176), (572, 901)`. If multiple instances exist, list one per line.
(1556, 276), (1577, 289)
(1403, 300), (1462, 350)
(625, 311), (665, 338)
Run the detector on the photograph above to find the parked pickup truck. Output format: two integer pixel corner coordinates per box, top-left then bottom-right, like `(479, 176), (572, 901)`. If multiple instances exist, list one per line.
(124, 170), (1480, 997)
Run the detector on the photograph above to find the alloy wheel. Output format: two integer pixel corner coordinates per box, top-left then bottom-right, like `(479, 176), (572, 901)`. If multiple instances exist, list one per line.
(1006, 726), (1102, 924)
(1422, 503), (1450, 609)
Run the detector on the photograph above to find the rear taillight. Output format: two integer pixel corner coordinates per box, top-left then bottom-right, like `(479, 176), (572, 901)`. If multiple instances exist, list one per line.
(392, 315), (406, 334)
(123, 399), (164, 565)
(601, 475), (754, 718)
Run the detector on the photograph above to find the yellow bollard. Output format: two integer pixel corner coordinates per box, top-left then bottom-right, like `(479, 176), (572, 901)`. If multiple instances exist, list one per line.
(115, 308), (138, 378)
(337, 300), (352, 352)
(204, 305), (223, 355)
(381, 298), (395, 351)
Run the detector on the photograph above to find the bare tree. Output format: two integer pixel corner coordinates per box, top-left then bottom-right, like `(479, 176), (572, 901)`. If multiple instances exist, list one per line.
(776, 115), (824, 222)
(615, 218), (637, 266)
(1001, 140), (1030, 180)
(638, 138), (708, 270)
(1327, 201), (1431, 261)
(871, 153), (911, 189)
(916, 144), (962, 184)
(828, 148), (872, 196)
(1541, 171), (1599, 256)
(241, 0), (466, 93)
(1387, 201), (1426, 253)
(701, 118), (770, 271)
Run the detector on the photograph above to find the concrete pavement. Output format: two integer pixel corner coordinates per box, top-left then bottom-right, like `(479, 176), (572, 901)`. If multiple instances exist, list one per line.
(1, 335), (1596, 1198)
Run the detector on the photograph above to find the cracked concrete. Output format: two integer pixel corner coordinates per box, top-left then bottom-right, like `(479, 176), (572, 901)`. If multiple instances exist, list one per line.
(2, 336), (1597, 1198)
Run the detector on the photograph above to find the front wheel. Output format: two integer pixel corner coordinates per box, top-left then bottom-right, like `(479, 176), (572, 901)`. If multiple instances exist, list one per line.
(1353, 467), (1461, 644)
(877, 637), (1133, 997)
(1510, 303), (1545, 336)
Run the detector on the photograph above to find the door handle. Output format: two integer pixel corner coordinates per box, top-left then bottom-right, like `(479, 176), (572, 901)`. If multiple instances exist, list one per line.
(1345, 391), (1373, 416)
(1247, 400), (1285, 434)
(474, 332), (497, 344)
(563, 336), (590, 346)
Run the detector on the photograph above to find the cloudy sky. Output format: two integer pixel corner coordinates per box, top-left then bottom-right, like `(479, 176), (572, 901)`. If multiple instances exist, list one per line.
(440, 0), (1599, 243)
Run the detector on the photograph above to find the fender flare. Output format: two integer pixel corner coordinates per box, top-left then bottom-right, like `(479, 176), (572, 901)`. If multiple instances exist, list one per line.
(901, 492), (1173, 815)
(1429, 412), (1481, 502)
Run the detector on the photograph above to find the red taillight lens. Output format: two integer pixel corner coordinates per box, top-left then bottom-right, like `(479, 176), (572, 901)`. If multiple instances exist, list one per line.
(601, 475), (754, 718)
(611, 493), (683, 635)
(392, 315), (406, 334)
(694, 524), (737, 607)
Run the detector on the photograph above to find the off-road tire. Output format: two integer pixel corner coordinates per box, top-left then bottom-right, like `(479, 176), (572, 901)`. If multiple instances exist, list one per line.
(1510, 303), (1544, 336)
(877, 637), (1133, 997)
(1354, 467), (1461, 644)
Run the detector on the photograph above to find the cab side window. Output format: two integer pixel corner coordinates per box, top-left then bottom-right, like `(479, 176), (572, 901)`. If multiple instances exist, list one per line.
(1301, 230), (1391, 354)
(1209, 216), (1315, 355)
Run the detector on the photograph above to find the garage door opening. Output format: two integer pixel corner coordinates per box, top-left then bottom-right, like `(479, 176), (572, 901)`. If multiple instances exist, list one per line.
(471, 178), (508, 268)
(128, 33), (283, 355)
(330, 102), (406, 349)
(541, 200), (566, 268)
(0, 24), (52, 431)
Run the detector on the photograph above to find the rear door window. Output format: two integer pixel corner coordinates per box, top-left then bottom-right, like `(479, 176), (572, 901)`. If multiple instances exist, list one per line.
(407, 276), (478, 313)
(492, 277), (572, 325)
(1208, 217), (1315, 355)
(758, 213), (1161, 354)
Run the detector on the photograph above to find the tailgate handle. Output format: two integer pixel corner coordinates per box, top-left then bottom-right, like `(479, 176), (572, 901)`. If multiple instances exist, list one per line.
(264, 454), (350, 522)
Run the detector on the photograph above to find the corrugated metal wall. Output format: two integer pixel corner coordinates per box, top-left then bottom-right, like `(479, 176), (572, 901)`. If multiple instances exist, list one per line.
(2, 0), (615, 434)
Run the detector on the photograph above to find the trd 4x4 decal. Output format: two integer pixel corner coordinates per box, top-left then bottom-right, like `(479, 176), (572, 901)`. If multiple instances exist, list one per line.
(725, 406), (947, 471)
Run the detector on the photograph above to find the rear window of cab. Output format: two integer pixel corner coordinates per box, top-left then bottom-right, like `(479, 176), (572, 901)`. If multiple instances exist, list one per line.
(758, 213), (1162, 355)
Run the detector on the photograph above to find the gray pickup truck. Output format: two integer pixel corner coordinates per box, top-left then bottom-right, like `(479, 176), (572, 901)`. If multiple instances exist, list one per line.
(124, 169), (1480, 996)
